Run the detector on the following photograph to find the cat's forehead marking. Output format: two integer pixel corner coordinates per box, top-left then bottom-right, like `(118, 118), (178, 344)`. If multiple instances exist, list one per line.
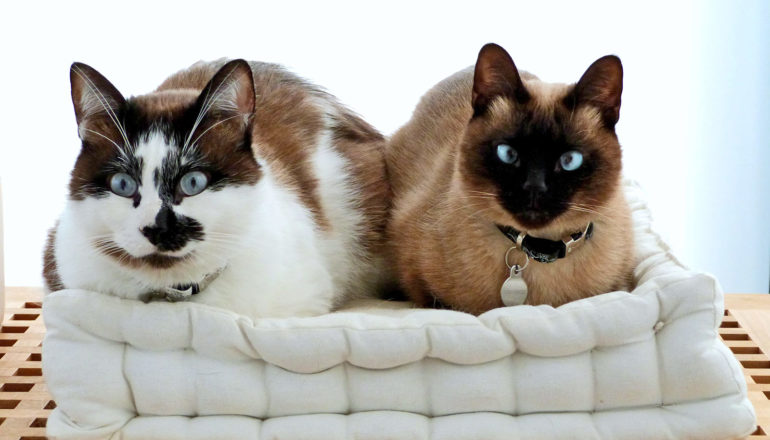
(135, 131), (173, 192)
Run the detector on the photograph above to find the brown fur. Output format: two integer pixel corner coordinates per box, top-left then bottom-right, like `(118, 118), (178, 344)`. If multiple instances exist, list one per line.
(68, 116), (127, 200)
(43, 227), (64, 291)
(386, 50), (634, 315)
(328, 109), (391, 255)
(157, 60), (389, 237)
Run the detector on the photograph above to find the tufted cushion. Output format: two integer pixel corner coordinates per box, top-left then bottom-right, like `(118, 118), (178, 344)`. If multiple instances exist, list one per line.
(42, 181), (755, 439)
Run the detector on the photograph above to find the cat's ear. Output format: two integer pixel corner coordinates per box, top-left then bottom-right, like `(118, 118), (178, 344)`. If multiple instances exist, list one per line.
(472, 43), (529, 116)
(572, 55), (623, 128)
(70, 62), (126, 128)
(197, 59), (255, 119)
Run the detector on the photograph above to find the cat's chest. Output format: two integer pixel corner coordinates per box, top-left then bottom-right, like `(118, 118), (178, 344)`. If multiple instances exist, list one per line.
(475, 237), (604, 307)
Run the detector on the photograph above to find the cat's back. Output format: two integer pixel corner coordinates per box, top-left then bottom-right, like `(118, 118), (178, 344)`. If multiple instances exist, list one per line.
(157, 59), (315, 97)
(386, 67), (475, 195)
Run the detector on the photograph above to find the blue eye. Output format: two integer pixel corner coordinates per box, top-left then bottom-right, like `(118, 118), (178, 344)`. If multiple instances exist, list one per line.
(559, 151), (583, 171)
(109, 173), (137, 197)
(496, 144), (517, 164)
(180, 171), (208, 196)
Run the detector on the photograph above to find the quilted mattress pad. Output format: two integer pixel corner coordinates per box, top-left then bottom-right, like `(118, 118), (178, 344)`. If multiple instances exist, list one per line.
(41, 182), (755, 439)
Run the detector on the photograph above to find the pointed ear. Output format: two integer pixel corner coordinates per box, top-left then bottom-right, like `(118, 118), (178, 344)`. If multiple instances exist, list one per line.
(472, 43), (529, 116)
(572, 55), (623, 128)
(197, 59), (255, 119)
(70, 62), (126, 127)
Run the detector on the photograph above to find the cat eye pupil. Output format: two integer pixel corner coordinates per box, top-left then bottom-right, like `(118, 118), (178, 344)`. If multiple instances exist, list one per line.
(109, 173), (137, 198)
(180, 171), (209, 197)
(496, 144), (517, 164)
(559, 151), (583, 171)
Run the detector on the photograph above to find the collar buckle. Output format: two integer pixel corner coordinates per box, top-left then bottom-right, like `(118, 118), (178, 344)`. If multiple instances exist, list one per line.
(562, 222), (594, 255)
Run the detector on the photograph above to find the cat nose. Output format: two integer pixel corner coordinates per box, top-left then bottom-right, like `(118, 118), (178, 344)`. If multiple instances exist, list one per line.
(141, 206), (178, 247)
(522, 170), (548, 194)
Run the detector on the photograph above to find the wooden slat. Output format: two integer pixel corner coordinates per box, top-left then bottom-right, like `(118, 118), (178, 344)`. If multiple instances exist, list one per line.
(731, 310), (770, 359)
(726, 295), (770, 439)
(0, 288), (52, 440)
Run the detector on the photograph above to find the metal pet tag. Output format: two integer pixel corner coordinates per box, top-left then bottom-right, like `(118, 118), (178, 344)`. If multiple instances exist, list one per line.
(501, 265), (528, 306)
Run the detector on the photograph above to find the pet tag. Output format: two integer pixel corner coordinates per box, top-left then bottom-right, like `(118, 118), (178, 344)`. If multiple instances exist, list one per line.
(500, 264), (528, 306)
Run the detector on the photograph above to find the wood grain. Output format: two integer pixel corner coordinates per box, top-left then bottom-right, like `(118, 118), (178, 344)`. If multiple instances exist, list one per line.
(726, 294), (770, 439)
(0, 287), (50, 440)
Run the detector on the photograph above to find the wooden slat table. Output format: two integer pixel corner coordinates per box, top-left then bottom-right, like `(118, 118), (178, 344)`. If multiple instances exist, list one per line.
(0, 288), (52, 440)
(0, 288), (767, 439)
(726, 295), (770, 439)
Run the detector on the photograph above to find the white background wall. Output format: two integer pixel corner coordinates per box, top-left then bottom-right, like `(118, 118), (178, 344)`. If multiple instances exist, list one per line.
(1, 0), (768, 292)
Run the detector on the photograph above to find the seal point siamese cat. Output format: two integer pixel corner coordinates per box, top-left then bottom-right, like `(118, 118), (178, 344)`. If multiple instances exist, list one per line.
(386, 43), (634, 314)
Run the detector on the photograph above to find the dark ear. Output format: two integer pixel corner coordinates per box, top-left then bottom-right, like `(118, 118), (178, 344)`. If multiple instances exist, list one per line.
(197, 59), (255, 119)
(472, 43), (529, 116)
(70, 62), (126, 128)
(572, 55), (623, 128)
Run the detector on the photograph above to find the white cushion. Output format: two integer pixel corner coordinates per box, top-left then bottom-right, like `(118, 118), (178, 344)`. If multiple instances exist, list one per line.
(42, 181), (755, 439)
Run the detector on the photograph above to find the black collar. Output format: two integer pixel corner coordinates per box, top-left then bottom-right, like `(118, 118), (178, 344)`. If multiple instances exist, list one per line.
(497, 222), (594, 263)
(140, 283), (200, 303)
(173, 283), (201, 295)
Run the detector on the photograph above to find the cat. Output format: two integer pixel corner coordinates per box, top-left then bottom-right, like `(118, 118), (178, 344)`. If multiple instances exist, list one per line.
(385, 43), (634, 315)
(43, 58), (391, 318)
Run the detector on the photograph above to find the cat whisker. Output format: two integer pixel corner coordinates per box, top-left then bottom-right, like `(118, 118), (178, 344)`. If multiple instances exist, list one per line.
(567, 206), (609, 221)
(205, 232), (244, 242)
(466, 190), (498, 197)
(203, 240), (244, 250)
(204, 234), (242, 241)
(206, 231), (240, 237)
(83, 129), (124, 153)
(568, 202), (607, 213)
(188, 114), (242, 149)
(455, 195), (495, 202)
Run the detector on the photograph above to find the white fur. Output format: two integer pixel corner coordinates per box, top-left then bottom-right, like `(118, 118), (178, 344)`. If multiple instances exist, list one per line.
(53, 121), (374, 318)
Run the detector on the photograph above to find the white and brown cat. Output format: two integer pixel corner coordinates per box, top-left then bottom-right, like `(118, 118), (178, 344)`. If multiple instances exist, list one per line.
(44, 59), (390, 318)
(386, 43), (634, 315)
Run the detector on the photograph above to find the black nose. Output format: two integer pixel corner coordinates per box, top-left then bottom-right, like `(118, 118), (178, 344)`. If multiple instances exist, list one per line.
(141, 206), (184, 251)
(522, 169), (548, 209)
(141, 206), (205, 252)
(523, 169), (548, 194)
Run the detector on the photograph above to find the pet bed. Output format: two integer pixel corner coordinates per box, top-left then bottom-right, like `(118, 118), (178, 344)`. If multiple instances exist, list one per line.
(41, 181), (755, 439)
